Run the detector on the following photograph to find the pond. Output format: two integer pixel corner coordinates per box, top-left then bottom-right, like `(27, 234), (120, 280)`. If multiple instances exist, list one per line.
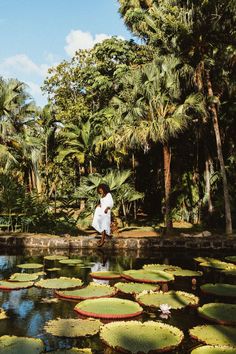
(0, 248), (235, 353)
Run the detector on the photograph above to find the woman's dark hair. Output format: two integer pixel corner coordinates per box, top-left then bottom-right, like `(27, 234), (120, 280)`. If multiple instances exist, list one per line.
(97, 183), (110, 194)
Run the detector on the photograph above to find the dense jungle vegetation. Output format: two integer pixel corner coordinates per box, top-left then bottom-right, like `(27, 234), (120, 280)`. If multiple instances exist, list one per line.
(0, 0), (236, 235)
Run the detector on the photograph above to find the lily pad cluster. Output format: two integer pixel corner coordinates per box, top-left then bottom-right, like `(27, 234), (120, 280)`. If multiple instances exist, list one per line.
(194, 257), (235, 270)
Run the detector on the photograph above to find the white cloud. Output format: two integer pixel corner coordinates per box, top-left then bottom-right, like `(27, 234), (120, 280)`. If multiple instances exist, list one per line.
(0, 54), (49, 77)
(64, 29), (111, 56)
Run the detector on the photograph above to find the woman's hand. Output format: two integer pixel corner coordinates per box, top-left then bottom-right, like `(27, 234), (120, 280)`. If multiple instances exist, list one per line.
(104, 207), (110, 214)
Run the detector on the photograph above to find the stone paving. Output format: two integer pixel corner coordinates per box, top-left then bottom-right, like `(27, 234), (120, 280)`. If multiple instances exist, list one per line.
(0, 231), (236, 250)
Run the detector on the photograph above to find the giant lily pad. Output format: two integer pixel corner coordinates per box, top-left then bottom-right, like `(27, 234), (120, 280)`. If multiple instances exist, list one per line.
(198, 303), (236, 325)
(100, 321), (184, 353)
(44, 318), (102, 337)
(136, 290), (199, 309)
(59, 259), (83, 266)
(0, 280), (34, 290)
(44, 255), (69, 261)
(143, 264), (202, 277)
(9, 273), (39, 282)
(143, 264), (182, 272)
(194, 258), (235, 270)
(201, 284), (236, 297)
(122, 269), (174, 283)
(0, 335), (44, 354)
(189, 325), (236, 347)
(17, 263), (44, 270)
(225, 256), (236, 264)
(74, 298), (143, 319)
(221, 269), (236, 276)
(114, 282), (159, 295)
(90, 271), (121, 280)
(191, 345), (236, 354)
(35, 277), (83, 289)
(56, 283), (117, 300)
(45, 350), (92, 354)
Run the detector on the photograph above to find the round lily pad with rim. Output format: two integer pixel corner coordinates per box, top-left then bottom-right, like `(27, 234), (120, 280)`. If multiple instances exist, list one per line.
(201, 284), (236, 297)
(143, 264), (181, 272)
(89, 271), (121, 280)
(191, 345), (236, 354)
(136, 290), (199, 309)
(17, 263), (44, 270)
(46, 268), (61, 272)
(9, 273), (39, 282)
(225, 256), (236, 264)
(0, 280), (34, 290)
(59, 259), (83, 266)
(122, 269), (174, 283)
(74, 298), (143, 319)
(44, 318), (102, 337)
(35, 277), (83, 290)
(56, 282), (117, 300)
(45, 349), (92, 354)
(44, 255), (69, 261)
(114, 282), (159, 295)
(221, 268), (236, 276)
(189, 324), (236, 347)
(198, 303), (236, 325)
(100, 320), (184, 353)
(0, 335), (44, 354)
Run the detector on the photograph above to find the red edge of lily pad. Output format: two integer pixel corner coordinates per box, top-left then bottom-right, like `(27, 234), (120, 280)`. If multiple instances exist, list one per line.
(74, 307), (143, 319)
(90, 273), (121, 280)
(121, 274), (167, 284)
(55, 290), (117, 300)
(198, 312), (236, 326)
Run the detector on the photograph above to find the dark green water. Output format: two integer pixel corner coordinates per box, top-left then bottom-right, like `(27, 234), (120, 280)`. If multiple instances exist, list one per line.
(0, 248), (235, 353)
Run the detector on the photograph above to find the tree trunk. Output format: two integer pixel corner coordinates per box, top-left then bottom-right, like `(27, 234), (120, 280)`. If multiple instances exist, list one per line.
(163, 143), (173, 232)
(204, 144), (213, 214)
(206, 71), (232, 235)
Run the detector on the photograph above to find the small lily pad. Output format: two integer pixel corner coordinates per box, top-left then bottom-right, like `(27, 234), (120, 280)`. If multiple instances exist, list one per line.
(194, 258), (235, 270)
(56, 283), (117, 300)
(17, 263), (44, 270)
(191, 345), (236, 354)
(35, 277), (83, 289)
(59, 259), (83, 266)
(46, 268), (61, 272)
(44, 349), (92, 354)
(74, 298), (143, 319)
(225, 256), (236, 264)
(198, 303), (236, 325)
(221, 269), (236, 276)
(0, 280), (34, 290)
(189, 324), (236, 347)
(122, 269), (174, 283)
(100, 321), (184, 353)
(0, 308), (8, 320)
(44, 255), (69, 261)
(9, 273), (39, 282)
(166, 268), (203, 277)
(44, 318), (102, 337)
(90, 271), (121, 280)
(136, 290), (199, 309)
(114, 282), (159, 295)
(201, 284), (236, 297)
(0, 335), (44, 353)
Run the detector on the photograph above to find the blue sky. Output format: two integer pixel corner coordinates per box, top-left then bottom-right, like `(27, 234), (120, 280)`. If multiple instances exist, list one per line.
(0, 0), (132, 106)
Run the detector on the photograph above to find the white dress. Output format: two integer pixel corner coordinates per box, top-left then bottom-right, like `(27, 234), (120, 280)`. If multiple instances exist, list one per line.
(92, 192), (114, 235)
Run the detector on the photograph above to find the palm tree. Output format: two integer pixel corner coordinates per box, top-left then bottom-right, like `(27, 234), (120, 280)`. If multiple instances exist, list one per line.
(112, 56), (205, 232)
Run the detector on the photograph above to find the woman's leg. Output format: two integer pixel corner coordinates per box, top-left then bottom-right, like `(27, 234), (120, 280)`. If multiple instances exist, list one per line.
(97, 230), (106, 247)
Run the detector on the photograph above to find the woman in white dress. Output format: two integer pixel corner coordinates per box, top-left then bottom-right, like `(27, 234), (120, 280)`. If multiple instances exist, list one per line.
(92, 183), (114, 246)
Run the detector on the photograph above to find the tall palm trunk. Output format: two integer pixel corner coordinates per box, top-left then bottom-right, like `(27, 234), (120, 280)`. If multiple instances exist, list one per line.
(163, 143), (173, 232)
(205, 71), (232, 235)
(204, 144), (213, 214)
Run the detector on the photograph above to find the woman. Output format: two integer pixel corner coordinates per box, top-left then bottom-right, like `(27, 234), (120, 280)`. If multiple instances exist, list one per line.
(92, 183), (114, 246)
